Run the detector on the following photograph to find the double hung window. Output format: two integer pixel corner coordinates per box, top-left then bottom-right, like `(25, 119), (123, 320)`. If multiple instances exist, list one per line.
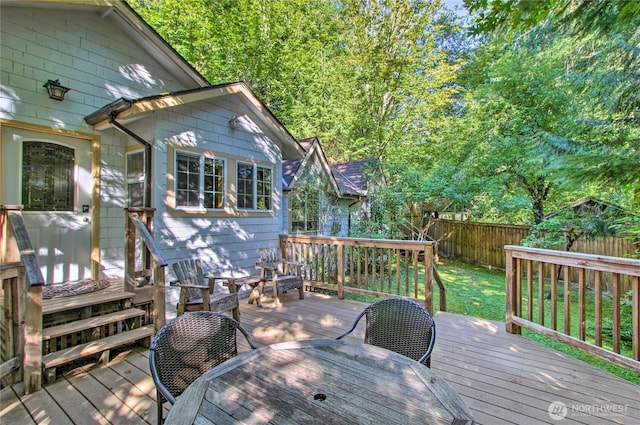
(126, 150), (145, 207)
(291, 189), (320, 232)
(175, 152), (225, 209)
(237, 162), (272, 210)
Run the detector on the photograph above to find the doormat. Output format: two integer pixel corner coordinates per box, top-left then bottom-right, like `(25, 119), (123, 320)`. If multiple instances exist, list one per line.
(42, 279), (111, 299)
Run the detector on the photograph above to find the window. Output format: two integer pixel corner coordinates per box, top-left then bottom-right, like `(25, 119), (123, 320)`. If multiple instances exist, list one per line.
(126, 150), (145, 207)
(203, 156), (225, 209)
(22, 142), (74, 211)
(175, 152), (225, 209)
(256, 166), (272, 210)
(237, 162), (272, 210)
(291, 189), (319, 232)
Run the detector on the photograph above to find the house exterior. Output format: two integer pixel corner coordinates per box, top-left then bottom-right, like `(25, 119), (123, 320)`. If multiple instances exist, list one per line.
(1, 1), (304, 284)
(283, 136), (382, 237)
(330, 157), (382, 236)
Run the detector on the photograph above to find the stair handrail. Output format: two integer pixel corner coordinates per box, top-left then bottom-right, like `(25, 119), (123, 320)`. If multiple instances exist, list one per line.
(1, 205), (45, 394)
(1, 205), (45, 286)
(125, 208), (168, 332)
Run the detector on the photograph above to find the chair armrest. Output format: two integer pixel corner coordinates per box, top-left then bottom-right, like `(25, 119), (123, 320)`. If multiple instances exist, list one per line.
(256, 262), (278, 281)
(282, 260), (303, 275)
(256, 262), (278, 273)
(205, 276), (237, 293)
(174, 282), (210, 311)
(255, 261), (278, 271)
(171, 282), (209, 290)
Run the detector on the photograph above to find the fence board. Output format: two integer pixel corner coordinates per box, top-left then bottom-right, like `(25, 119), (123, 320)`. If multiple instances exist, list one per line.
(429, 219), (637, 292)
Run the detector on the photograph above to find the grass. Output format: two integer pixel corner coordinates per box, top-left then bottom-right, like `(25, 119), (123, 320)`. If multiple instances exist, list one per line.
(346, 257), (640, 386)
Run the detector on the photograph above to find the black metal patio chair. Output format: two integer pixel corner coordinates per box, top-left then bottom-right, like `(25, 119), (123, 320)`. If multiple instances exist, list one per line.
(336, 297), (436, 367)
(149, 311), (257, 424)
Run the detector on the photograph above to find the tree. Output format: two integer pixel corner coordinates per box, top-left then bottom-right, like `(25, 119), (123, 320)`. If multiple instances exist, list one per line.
(133, 0), (345, 140)
(465, 0), (640, 209)
(429, 27), (589, 224)
(523, 201), (626, 252)
(416, 0), (637, 227)
(334, 0), (461, 162)
(133, 0), (463, 162)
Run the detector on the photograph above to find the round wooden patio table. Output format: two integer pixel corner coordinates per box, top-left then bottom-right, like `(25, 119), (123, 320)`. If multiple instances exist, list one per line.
(165, 339), (475, 425)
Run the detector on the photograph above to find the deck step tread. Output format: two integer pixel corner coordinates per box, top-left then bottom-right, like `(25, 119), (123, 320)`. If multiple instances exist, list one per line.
(42, 279), (132, 315)
(42, 308), (146, 340)
(42, 325), (155, 369)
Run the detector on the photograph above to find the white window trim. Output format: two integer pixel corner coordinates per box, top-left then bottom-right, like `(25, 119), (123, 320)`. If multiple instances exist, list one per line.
(174, 149), (227, 211)
(125, 149), (146, 208)
(236, 161), (273, 211)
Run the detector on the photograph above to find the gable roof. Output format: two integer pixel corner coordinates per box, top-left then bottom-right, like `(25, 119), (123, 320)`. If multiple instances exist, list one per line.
(545, 198), (628, 219)
(85, 81), (305, 159)
(282, 159), (302, 188)
(283, 137), (381, 199)
(5, 0), (209, 88)
(331, 158), (380, 197)
(283, 137), (339, 193)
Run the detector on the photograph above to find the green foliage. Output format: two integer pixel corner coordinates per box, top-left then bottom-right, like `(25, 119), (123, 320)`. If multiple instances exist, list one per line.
(463, 0), (640, 216)
(423, 0), (640, 225)
(132, 0), (639, 230)
(133, 0), (463, 163)
(336, 0), (463, 161)
(522, 203), (625, 251)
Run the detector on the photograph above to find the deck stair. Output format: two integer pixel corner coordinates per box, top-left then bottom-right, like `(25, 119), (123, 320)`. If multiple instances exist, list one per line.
(41, 283), (154, 383)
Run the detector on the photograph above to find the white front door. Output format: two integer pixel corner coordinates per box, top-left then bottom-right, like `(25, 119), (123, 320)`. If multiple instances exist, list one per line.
(1, 126), (94, 284)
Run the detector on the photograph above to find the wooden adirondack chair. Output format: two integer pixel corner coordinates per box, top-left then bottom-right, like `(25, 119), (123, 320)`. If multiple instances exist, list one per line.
(171, 259), (240, 321)
(256, 247), (304, 306)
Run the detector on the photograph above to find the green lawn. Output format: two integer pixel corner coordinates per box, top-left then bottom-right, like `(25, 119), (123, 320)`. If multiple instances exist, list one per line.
(346, 257), (640, 386)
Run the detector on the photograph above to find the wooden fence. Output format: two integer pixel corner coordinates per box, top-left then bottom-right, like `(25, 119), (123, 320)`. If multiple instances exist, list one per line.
(429, 219), (638, 292)
(429, 219), (637, 267)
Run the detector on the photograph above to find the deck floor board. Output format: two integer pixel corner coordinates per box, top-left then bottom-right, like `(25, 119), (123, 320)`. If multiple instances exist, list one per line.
(4, 289), (639, 424)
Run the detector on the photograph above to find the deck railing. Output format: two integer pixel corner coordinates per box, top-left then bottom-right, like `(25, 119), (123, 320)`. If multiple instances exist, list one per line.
(124, 208), (167, 331)
(505, 245), (640, 373)
(0, 206), (168, 394)
(1, 205), (46, 394)
(279, 235), (445, 313)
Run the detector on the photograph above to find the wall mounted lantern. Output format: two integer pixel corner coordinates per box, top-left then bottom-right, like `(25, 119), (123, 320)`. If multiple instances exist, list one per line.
(43, 79), (70, 101)
(229, 114), (240, 130)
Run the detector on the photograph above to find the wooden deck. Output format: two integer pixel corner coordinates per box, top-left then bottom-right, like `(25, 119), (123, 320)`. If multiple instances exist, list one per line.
(2, 289), (639, 424)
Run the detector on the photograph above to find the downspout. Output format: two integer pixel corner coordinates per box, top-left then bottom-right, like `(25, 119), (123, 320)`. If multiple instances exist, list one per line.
(108, 113), (153, 285)
(108, 113), (152, 209)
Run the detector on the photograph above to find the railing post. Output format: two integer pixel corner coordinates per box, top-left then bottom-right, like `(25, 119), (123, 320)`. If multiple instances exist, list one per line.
(2, 205), (46, 393)
(23, 279), (42, 394)
(433, 266), (447, 312)
(423, 244), (433, 313)
(336, 242), (344, 300)
(634, 276), (639, 361)
(505, 248), (520, 334)
(141, 209), (154, 284)
(124, 209), (136, 292)
(126, 209), (167, 331)
(153, 263), (166, 332)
